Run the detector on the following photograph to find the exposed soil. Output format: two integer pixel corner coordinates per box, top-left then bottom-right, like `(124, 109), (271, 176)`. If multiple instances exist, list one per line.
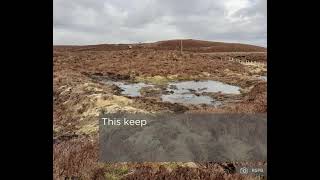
(53, 39), (267, 180)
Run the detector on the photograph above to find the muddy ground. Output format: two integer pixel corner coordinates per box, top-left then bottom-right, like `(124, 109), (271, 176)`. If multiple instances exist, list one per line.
(53, 42), (267, 180)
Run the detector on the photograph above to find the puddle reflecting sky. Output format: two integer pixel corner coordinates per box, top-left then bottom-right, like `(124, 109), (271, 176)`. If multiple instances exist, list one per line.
(112, 82), (152, 97)
(167, 80), (240, 94)
(105, 80), (240, 106)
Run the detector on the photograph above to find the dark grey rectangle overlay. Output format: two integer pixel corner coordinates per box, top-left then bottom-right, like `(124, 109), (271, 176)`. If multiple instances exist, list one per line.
(99, 113), (266, 162)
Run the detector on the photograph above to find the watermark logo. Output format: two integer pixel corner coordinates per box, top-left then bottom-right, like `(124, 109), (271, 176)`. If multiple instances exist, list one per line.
(240, 167), (249, 174)
(238, 166), (266, 175)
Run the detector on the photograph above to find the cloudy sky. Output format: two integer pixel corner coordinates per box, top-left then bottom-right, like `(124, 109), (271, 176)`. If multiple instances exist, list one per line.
(53, 0), (267, 47)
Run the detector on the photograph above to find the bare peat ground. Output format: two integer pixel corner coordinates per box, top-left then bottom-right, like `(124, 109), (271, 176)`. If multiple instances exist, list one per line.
(53, 40), (267, 180)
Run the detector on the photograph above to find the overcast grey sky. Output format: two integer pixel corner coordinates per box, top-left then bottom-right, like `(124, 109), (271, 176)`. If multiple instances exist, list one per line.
(53, 0), (267, 47)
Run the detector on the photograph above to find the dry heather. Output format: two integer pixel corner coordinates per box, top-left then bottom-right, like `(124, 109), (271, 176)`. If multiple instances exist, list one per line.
(53, 40), (267, 180)
(54, 138), (264, 180)
(53, 138), (105, 180)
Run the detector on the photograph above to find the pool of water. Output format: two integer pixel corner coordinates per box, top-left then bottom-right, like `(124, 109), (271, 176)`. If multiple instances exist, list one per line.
(111, 82), (153, 97)
(161, 94), (223, 107)
(161, 93), (213, 105)
(105, 80), (241, 106)
(166, 80), (241, 94)
(160, 80), (240, 105)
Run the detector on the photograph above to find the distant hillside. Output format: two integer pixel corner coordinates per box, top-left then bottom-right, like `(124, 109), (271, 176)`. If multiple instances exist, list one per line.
(53, 39), (266, 52)
(150, 39), (266, 52)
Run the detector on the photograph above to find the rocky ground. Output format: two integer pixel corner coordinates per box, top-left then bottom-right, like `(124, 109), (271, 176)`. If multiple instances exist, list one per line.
(53, 40), (267, 180)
